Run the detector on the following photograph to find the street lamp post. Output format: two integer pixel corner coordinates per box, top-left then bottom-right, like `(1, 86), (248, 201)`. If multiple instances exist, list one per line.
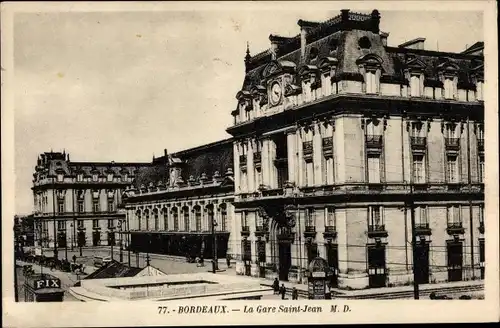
(212, 217), (219, 274)
(119, 220), (124, 263)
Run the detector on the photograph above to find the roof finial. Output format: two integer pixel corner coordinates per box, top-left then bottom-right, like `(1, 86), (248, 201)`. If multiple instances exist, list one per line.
(245, 41), (251, 60)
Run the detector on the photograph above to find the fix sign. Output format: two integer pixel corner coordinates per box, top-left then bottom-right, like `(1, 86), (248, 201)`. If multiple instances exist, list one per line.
(34, 278), (61, 289)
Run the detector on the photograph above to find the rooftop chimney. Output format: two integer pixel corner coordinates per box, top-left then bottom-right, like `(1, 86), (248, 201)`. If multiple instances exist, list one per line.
(380, 32), (389, 46)
(398, 38), (425, 50)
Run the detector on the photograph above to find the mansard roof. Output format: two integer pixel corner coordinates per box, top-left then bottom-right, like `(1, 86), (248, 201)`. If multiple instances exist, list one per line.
(240, 9), (483, 93)
(134, 138), (234, 189)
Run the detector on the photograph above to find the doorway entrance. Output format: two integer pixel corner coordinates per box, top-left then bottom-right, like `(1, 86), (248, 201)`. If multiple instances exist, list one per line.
(278, 242), (291, 281)
(414, 241), (430, 284)
(447, 241), (463, 282)
(326, 243), (339, 288)
(368, 244), (387, 288)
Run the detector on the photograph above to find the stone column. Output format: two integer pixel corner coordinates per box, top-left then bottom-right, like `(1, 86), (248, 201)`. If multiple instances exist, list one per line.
(247, 139), (255, 193)
(313, 122), (323, 186)
(287, 130), (297, 184)
(317, 208), (326, 258)
(233, 142), (241, 193)
(262, 139), (270, 187)
(297, 128), (304, 187)
(269, 139), (277, 189)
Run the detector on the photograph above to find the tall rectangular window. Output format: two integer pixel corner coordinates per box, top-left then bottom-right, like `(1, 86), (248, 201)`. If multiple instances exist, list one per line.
(107, 219), (114, 229)
(241, 211), (248, 228)
(447, 205), (462, 227)
(183, 209), (190, 231)
(107, 200), (114, 212)
(444, 77), (454, 99)
(477, 81), (484, 101)
(325, 207), (336, 228)
(447, 155), (459, 183)
(221, 207), (227, 231)
(305, 208), (315, 227)
(479, 205), (484, 230)
(93, 219), (99, 229)
(479, 155), (485, 182)
(77, 220), (84, 229)
(57, 220), (66, 230)
(367, 155), (381, 183)
(410, 75), (421, 97)
(413, 154), (425, 183)
(369, 206), (383, 228)
(415, 206), (428, 226)
(366, 71), (377, 94)
(78, 200), (84, 213)
(93, 200), (100, 212)
(162, 209), (168, 231)
(57, 200), (65, 214)
(173, 211), (179, 231)
(195, 208), (202, 232)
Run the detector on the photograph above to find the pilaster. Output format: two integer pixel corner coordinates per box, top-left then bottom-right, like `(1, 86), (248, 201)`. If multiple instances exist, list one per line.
(247, 139), (255, 192)
(313, 121), (323, 186)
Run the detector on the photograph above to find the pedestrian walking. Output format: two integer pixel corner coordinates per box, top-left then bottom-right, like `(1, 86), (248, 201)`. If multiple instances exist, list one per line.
(280, 284), (286, 300)
(226, 254), (231, 268)
(292, 287), (298, 300)
(272, 278), (280, 295)
(72, 254), (77, 263)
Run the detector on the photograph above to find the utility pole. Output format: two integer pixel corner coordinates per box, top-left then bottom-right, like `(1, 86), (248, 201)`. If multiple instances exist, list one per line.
(467, 118), (475, 280)
(212, 215), (218, 274)
(409, 184), (420, 300)
(52, 182), (58, 260)
(14, 226), (19, 302)
(119, 220), (123, 263)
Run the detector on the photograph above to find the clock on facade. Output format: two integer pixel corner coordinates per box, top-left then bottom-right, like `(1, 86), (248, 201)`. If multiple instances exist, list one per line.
(270, 81), (282, 105)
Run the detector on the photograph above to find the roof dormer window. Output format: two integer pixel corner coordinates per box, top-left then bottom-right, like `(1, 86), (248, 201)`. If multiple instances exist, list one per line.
(92, 174), (98, 182)
(443, 76), (456, 99)
(410, 74), (423, 97)
(477, 80), (484, 101)
(365, 70), (378, 94)
(57, 174), (63, 182)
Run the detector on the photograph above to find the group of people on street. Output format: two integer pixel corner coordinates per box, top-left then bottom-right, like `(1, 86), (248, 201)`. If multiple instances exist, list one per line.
(272, 278), (299, 300)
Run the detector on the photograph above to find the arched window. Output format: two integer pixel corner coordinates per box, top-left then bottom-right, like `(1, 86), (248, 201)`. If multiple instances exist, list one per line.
(206, 204), (214, 232)
(219, 204), (227, 231)
(136, 210), (142, 231)
(162, 208), (168, 231)
(194, 206), (202, 232)
(153, 208), (159, 231)
(172, 207), (179, 231)
(182, 206), (190, 231)
(144, 209), (150, 230)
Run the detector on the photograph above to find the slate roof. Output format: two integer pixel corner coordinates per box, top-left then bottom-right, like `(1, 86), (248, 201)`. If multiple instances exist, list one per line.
(240, 9), (484, 94)
(132, 138), (234, 189)
(35, 151), (152, 178)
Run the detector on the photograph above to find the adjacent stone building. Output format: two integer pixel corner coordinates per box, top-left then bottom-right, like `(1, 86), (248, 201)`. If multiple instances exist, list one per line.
(122, 139), (236, 260)
(32, 151), (151, 254)
(227, 9), (484, 289)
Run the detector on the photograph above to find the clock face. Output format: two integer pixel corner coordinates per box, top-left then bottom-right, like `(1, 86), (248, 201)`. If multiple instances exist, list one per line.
(270, 82), (282, 105)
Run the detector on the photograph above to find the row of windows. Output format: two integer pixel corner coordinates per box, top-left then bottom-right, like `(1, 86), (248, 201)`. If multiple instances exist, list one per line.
(235, 72), (484, 125)
(135, 206), (228, 232)
(58, 173), (132, 183)
(240, 205), (484, 230)
(54, 219), (117, 230)
(56, 199), (116, 213)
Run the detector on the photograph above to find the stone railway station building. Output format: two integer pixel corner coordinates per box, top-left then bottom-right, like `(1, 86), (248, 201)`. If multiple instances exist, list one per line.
(32, 9), (485, 290)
